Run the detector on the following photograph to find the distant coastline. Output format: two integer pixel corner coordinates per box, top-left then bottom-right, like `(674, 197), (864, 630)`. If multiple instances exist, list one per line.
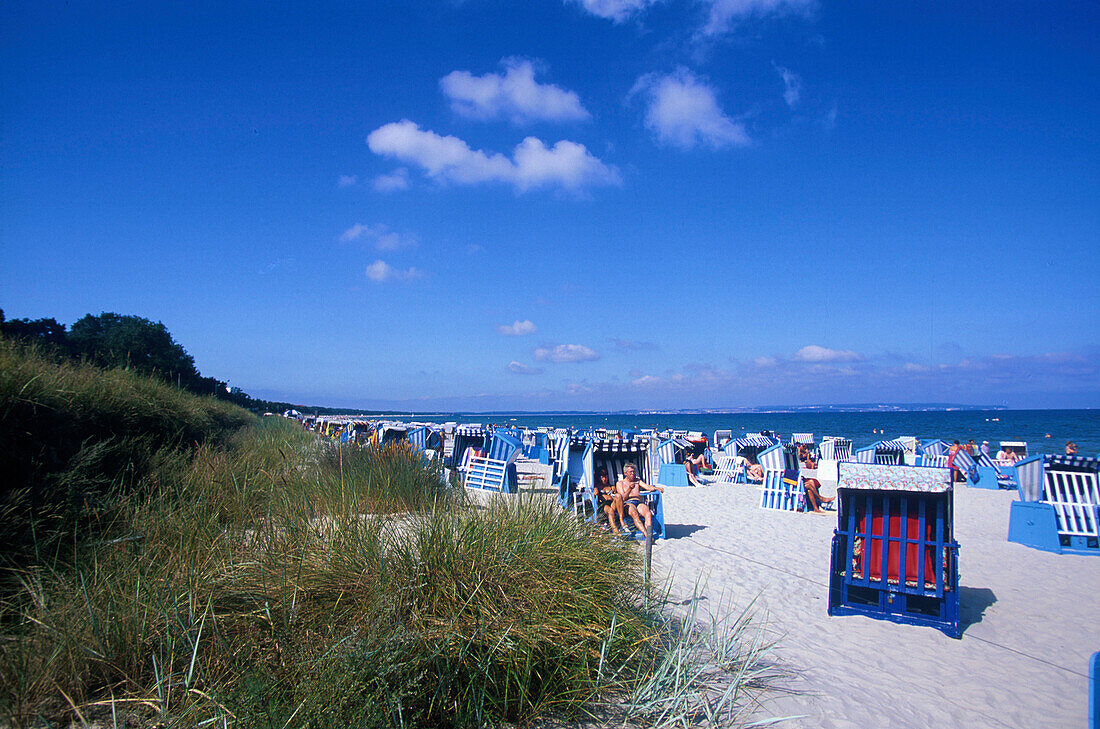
(311, 403), (1018, 418)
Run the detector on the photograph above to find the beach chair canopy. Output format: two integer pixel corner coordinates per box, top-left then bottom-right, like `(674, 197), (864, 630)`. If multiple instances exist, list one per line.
(791, 433), (815, 445)
(837, 462), (953, 492)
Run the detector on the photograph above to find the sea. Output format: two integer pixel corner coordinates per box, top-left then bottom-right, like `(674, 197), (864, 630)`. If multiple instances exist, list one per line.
(385, 409), (1100, 456)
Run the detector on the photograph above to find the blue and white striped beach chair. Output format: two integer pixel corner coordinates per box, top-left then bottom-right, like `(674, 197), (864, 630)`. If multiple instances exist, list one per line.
(464, 431), (523, 493)
(855, 440), (908, 466)
(1009, 455), (1100, 555)
(819, 437), (853, 462)
(973, 451), (1017, 490)
(759, 443), (805, 511)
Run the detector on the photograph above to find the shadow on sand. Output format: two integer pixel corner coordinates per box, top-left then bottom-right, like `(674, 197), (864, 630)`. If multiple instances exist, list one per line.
(662, 524), (707, 540)
(959, 586), (997, 631)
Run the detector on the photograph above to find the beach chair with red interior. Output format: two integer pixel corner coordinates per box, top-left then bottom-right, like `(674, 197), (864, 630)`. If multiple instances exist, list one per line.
(828, 462), (961, 638)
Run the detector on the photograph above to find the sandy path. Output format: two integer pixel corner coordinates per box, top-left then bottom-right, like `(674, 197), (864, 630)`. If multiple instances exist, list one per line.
(650, 483), (1099, 728)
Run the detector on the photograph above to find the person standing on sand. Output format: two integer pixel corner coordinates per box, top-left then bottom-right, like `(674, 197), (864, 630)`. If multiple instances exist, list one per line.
(616, 463), (663, 538)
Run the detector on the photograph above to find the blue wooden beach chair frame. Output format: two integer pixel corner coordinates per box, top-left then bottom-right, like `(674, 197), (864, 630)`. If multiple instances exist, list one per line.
(828, 462), (960, 639)
(758, 443), (806, 512)
(464, 431), (523, 494)
(855, 440), (908, 466)
(972, 451), (1017, 490)
(656, 438), (691, 487)
(1008, 455), (1100, 555)
(446, 426), (490, 468)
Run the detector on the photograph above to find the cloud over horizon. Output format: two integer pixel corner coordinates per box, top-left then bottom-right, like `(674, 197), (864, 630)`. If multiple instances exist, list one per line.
(507, 361), (544, 375)
(441, 58), (590, 124)
(365, 260), (422, 283)
(793, 345), (862, 363)
(497, 319), (538, 336)
(631, 69), (750, 149)
(340, 223), (417, 250)
(774, 64), (802, 108)
(567, 0), (657, 23)
(701, 0), (816, 36)
(534, 343), (600, 362)
(367, 120), (621, 192)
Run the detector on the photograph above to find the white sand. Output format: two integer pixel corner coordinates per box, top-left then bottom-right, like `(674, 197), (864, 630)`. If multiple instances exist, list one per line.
(649, 483), (1099, 729)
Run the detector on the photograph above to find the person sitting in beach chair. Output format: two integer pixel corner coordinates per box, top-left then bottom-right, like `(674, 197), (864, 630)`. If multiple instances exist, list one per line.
(798, 445), (835, 513)
(617, 463), (663, 538)
(745, 456), (764, 484)
(684, 451), (710, 487)
(594, 467), (626, 534)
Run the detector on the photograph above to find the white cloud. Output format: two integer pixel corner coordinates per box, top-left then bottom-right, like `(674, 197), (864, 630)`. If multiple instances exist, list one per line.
(568, 0), (657, 22)
(631, 69), (750, 150)
(338, 174), (358, 188)
(534, 344), (600, 363)
(701, 0), (816, 36)
(367, 120), (620, 192)
(496, 319), (537, 336)
(793, 345), (862, 363)
(441, 58), (590, 124)
(507, 361), (543, 375)
(609, 337), (658, 351)
(774, 64), (801, 108)
(365, 260), (422, 283)
(754, 356), (778, 367)
(373, 168), (409, 192)
(339, 223), (416, 250)
(632, 374), (662, 386)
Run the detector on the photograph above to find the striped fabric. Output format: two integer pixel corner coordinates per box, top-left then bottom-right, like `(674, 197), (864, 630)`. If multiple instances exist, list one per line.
(949, 448), (978, 483)
(590, 438), (648, 453)
(455, 425), (486, 437)
(820, 437), (853, 461)
(921, 440), (948, 458)
(1045, 454), (1100, 471)
(1015, 456), (1045, 502)
(757, 444), (787, 471)
(877, 439), (909, 452)
(486, 432), (523, 463)
(407, 426), (428, 451)
(791, 433), (814, 445)
(658, 439), (677, 466)
(733, 435), (777, 448)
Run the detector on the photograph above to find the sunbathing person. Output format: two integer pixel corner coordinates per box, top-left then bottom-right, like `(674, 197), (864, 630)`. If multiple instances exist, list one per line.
(797, 447), (834, 513)
(616, 463), (664, 537)
(594, 467), (625, 533)
(684, 452), (708, 487)
(745, 457), (764, 483)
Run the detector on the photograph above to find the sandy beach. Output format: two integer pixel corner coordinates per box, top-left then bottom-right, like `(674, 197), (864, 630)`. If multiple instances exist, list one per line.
(646, 482), (1098, 728)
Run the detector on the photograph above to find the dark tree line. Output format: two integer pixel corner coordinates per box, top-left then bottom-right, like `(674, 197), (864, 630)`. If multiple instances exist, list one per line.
(0, 309), (343, 415)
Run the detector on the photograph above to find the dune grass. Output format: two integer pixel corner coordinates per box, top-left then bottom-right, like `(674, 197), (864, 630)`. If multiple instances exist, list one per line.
(0, 343), (778, 728)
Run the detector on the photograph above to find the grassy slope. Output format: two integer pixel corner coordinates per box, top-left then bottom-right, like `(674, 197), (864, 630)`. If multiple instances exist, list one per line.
(0, 342), (773, 728)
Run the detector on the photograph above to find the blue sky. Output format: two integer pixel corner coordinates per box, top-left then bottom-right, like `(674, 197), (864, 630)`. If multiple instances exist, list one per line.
(2, 1), (1097, 411)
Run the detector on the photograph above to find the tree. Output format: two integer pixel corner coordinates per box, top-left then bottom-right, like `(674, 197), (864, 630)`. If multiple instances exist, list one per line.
(0, 316), (70, 348)
(68, 313), (201, 387)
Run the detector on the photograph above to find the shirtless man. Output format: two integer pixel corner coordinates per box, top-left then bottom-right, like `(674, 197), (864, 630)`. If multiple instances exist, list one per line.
(616, 463), (664, 538)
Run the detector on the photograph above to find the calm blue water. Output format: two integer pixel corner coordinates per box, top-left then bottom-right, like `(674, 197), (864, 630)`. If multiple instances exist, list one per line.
(391, 410), (1100, 456)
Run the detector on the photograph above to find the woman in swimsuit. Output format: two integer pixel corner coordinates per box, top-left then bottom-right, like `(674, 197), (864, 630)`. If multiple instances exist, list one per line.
(594, 468), (625, 533)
